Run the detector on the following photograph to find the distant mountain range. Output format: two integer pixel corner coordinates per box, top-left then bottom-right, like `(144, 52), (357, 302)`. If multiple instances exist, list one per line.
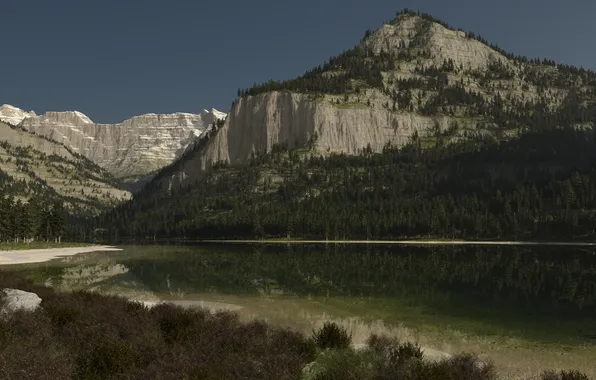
(0, 104), (226, 183)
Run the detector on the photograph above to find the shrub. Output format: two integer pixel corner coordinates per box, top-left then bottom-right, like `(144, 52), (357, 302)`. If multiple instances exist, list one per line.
(542, 370), (590, 380)
(303, 348), (379, 380)
(396, 341), (424, 362)
(366, 334), (400, 353)
(75, 338), (137, 379)
(43, 298), (82, 328)
(312, 322), (352, 349)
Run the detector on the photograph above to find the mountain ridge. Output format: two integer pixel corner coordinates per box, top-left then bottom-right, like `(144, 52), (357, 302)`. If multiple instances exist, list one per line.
(0, 104), (227, 182)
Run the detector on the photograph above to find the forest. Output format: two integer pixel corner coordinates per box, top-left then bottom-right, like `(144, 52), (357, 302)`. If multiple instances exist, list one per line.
(0, 195), (66, 243)
(92, 127), (596, 242)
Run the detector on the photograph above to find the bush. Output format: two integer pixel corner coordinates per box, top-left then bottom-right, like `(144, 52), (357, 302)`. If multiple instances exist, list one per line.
(312, 322), (352, 349)
(542, 370), (591, 380)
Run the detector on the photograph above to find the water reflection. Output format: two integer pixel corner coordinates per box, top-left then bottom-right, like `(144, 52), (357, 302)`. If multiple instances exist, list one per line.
(16, 244), (596, 341)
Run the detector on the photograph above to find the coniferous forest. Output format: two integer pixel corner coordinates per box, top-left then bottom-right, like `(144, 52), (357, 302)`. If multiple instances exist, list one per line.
(0, 195), (66, 243)
(92, 127), (596, 242)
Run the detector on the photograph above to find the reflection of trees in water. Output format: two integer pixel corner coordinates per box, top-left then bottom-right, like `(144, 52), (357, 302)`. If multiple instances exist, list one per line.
(123, 244), (596, 316)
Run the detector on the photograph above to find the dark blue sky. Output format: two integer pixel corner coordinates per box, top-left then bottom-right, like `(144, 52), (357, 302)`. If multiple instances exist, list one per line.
(2, 0), (594, 123)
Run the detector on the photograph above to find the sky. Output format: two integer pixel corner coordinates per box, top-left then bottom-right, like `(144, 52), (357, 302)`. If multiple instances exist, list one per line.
(1, 0), (595, 124)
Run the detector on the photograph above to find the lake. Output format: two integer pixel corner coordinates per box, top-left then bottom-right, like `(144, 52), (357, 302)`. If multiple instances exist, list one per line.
(6, 243), (596, 378)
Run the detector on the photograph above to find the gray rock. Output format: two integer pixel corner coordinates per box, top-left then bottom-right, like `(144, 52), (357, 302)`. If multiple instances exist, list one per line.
(1, 288), (42, 315)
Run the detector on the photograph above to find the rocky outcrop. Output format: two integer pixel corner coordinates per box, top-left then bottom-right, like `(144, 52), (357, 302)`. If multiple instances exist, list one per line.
(7, 107), (226, 180)
(0, 288), (42, 316)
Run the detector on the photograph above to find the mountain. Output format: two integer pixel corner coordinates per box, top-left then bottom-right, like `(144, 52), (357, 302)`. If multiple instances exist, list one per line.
(95, 10), (596, 242)
(0, 105), (226, 183)
(0, 121), (130, 216)
(0, 104), (37, 125)
(152, 10), (595, 189)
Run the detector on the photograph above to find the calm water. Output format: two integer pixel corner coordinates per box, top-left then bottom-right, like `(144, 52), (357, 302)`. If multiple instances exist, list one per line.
(11, 243), (596, 343)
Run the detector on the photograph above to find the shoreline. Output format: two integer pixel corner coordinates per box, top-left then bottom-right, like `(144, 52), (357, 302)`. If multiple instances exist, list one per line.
(199, 239), (596, 246)
(0, 246), (122, 266)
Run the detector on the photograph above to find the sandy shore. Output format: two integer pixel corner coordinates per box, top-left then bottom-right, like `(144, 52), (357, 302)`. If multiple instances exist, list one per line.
(0, 246), (122, 265)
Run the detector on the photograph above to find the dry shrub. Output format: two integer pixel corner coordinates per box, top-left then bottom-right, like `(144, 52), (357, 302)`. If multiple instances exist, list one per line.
(312, 321), (352, 349)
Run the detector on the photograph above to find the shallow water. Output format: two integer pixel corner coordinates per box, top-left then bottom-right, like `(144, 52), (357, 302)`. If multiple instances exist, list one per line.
(8, 243), (596, 378)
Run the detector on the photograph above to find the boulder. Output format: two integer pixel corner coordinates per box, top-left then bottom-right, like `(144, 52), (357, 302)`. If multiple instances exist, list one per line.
(0, 288), (42, 315)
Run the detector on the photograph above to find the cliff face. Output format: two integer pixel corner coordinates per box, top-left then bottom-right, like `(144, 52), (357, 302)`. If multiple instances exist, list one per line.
(8, 107), (226, 181)
(364, 16), (511, 71)
(167, 91), (477, 186)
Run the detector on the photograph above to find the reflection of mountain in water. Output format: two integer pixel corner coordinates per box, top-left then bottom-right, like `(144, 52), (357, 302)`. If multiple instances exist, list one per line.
(23, 244), (596, 342)
(120, 244), (596, 317)
(45, 261), (160, 302)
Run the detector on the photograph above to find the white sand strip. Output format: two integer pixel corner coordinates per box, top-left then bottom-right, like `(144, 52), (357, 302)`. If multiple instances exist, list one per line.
(0, 246), (122, 265)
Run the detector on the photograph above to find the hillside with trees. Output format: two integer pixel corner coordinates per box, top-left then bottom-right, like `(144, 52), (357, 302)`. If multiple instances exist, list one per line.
(90, 10), (596, 242)
(0, 121), (130, 243)
(94, 127), (596, 241)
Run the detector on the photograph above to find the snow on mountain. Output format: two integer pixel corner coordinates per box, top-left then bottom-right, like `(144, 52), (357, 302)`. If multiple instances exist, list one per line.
(0, 104), (37, 125)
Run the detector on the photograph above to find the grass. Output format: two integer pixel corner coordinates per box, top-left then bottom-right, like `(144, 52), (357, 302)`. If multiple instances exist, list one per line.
(0, 241), (94, 251)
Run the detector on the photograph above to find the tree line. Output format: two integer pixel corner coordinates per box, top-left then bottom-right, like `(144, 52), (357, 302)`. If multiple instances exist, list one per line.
(0, 195), (66, 243)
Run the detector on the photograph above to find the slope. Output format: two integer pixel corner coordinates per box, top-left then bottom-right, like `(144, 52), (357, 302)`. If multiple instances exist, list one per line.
(0, 121), (130, 215)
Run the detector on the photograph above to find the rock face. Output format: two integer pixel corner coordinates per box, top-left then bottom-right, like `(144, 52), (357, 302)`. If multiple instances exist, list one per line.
(0, 288), (42, 315)
(2, 106), (226, 181)
(166, 90), (476, 186)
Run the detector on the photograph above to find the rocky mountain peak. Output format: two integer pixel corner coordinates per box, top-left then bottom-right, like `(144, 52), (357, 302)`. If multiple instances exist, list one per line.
(363, 13), (511, 72)
(25, 110), (94, 126)
(0, 104), (37, 125)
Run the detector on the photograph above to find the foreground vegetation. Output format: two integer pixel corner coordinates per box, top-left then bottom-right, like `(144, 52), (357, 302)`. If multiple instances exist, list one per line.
(0, 271), (590, 379)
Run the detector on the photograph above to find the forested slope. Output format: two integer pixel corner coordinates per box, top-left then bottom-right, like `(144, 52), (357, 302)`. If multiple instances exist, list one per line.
(96, 128), (596, 241)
